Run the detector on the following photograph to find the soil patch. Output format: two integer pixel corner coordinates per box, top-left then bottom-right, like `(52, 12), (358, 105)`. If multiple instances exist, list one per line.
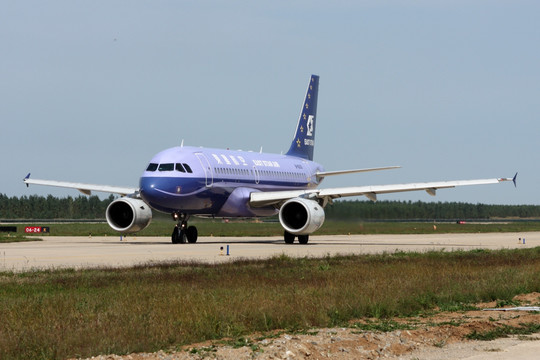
(74, 293), (540, 360)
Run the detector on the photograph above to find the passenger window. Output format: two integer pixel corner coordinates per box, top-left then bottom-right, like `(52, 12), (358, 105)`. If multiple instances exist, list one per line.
(158, 163), (174, 171)
(183, 163), (193, 173)
(175, 163), (186, 172)
(146, 163), (158, 172)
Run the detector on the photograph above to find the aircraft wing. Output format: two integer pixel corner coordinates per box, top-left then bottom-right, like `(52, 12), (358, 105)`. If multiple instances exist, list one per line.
(23, 174), (138, 197)
(250, 175), (517, 208)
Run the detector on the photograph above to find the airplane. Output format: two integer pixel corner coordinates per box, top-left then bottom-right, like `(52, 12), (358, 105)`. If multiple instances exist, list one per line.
(24, 75), (517, 244)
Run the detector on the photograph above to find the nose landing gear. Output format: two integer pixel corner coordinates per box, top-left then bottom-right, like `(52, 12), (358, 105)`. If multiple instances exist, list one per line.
(171, 213), (198, 244)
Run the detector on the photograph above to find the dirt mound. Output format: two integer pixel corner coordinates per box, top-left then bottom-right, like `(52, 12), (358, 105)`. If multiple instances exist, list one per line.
(75, 293), (540, 360)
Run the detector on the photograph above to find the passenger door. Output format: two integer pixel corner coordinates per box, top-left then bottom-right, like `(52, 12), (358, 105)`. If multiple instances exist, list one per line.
(195, 153), (213, 187)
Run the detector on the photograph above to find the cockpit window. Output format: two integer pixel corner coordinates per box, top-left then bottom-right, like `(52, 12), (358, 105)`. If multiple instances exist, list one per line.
(146, 163), (158, 172)
(183, 163), (193, 173)
(158, 163), (174, 171)
(175, 163), (186, 172)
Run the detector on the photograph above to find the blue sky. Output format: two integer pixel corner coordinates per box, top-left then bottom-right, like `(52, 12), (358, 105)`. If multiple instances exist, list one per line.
(1, 1), (538, 205)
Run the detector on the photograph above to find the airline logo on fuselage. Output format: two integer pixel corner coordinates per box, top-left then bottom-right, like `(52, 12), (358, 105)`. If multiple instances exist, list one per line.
(211, 153), (248, 166)
(211, 152), (281, 168)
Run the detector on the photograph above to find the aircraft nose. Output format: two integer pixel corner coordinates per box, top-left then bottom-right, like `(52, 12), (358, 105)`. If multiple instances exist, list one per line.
(139, 177), (158, 203)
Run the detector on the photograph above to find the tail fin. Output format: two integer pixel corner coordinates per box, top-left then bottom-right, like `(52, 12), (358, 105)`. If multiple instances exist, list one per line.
(285, 74), (319, 160)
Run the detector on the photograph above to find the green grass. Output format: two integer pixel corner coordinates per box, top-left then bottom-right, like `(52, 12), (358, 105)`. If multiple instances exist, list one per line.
(0, 247), (539, 359)
(0, 234), (40, 243)
(466, 323), (540, 341)
(10, 219), (540, 238)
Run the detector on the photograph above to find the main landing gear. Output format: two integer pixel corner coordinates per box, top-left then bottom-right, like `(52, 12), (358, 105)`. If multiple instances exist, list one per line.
(171, 213), (198, 244)
(283, 230), (309, 244)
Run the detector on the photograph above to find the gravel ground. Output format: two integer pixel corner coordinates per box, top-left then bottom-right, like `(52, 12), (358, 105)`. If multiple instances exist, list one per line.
(73, 293), (540, 360)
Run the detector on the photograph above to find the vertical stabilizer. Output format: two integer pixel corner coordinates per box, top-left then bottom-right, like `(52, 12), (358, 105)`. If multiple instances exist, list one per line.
(285, 75), (319, 160)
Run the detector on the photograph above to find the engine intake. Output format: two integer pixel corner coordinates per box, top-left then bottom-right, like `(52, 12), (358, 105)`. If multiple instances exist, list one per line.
(278, 198), (325, 235)
(106, 197), (152, 233)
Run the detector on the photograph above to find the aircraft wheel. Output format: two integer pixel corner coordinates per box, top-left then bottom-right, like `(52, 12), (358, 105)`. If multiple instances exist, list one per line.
(179, 229), (187, 243)
(298, 235), (309, 244)
(186, 226), (198, 243)
(284, 230), (295, 244)
(171, 227), (180, 244)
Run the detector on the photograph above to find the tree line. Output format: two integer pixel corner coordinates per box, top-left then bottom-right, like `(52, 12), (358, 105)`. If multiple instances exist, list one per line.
(0, 194), (116, 219)
(325, 200), (540, 220)
(1, 194), (539, 220)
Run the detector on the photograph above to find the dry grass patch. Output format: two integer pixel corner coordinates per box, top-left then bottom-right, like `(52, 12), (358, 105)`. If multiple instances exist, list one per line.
(0, 248), (539, 359)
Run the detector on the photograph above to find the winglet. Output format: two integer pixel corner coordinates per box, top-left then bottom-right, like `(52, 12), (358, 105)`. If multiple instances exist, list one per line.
(24, 173), (31, 187)
(512, 172), (518, 187)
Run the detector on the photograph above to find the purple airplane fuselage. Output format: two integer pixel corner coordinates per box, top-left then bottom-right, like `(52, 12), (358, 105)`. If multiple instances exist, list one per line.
(139, 146), (325, 217)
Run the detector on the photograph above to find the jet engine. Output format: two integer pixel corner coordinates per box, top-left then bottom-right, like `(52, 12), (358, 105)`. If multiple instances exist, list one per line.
(278, 197), (325, 235)
(106, 197), (152, 233)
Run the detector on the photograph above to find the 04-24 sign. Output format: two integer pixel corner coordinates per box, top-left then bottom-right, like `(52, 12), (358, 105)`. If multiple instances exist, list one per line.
(24, 227), (49, 233)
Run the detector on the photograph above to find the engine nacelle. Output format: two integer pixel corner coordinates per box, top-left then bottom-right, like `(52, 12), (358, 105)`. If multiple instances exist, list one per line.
(106, 197), (152, 233)
(278, 197), (325, 235)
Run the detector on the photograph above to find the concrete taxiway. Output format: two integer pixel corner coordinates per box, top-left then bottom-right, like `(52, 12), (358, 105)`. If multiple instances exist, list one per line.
(1, 232), (537, 272)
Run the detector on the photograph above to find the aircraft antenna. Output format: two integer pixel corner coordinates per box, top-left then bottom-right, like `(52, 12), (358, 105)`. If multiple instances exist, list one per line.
(180, 139), (184, 148)
(260, 146), (263, 153)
